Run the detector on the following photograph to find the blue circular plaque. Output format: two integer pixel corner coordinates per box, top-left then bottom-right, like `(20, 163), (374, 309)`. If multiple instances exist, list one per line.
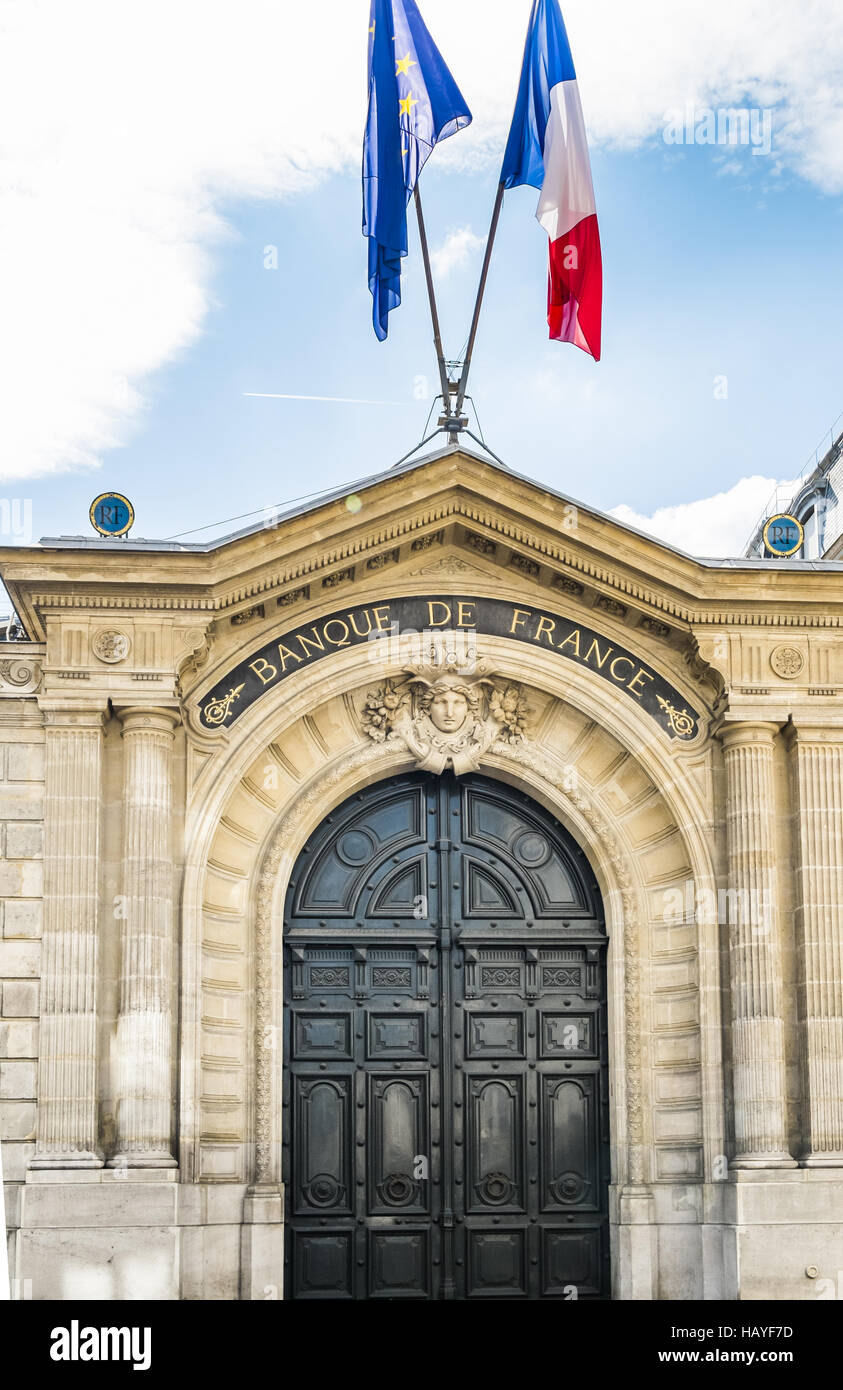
(762, 513), (803, 558)
(89, 492), (134, 538)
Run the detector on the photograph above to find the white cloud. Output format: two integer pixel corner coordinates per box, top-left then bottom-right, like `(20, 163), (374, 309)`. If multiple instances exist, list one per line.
(1, 1), (842, 480)
(430, 226), (486, 279)
(610, 475), (799, 557)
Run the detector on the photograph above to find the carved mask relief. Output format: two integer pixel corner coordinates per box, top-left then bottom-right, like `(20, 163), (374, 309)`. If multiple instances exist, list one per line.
(362, 653), (528, 776)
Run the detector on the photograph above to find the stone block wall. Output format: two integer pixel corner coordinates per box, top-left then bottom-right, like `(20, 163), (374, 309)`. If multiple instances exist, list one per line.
(0, 704), (45, 1277)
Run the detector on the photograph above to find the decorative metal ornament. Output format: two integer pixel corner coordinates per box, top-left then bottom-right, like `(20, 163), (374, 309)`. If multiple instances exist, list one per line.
(202, 683), (245, 726)
(762, 513), (803, 558)
(381, 1172), (415, 1205)
(89, 492), (135, 538)
(655, 695), (696, 739)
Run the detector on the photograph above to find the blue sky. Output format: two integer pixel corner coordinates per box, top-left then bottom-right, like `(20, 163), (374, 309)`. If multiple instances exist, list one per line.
(22, 144), (843, 552)
(1, 0), (842, 586)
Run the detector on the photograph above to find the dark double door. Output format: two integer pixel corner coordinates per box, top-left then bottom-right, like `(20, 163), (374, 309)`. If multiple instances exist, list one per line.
(282, 772), (609, 1299)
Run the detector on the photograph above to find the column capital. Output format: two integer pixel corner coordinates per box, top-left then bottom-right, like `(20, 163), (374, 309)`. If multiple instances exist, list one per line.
(716, 719), (782, 751)
(783, 721), (843, 750)
(114, 705), (181, 736)
(39, 701), (108, 730)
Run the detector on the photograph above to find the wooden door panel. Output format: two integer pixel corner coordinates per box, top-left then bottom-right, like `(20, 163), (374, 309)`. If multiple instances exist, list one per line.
(465, 1075), (525, 1214)
(283, 772), (609, 1300)
(368, 1074), (430, 1216)
(293, 1075), (353, 1217)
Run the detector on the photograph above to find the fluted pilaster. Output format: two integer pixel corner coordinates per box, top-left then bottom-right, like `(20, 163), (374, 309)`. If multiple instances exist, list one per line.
(31, 706), (106, 1168)
(788, 726), (843, 1164)
(108, 707), (179, 1168)
(720, 721), (795, 1167)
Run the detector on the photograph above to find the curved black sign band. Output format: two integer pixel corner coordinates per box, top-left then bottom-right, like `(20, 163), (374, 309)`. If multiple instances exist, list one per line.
(197, 595), (701, 740)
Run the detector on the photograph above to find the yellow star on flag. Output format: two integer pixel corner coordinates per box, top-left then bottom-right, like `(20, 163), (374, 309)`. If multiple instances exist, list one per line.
(398, 92), (418, 118)
(369, 21), (375, 35)
(395, 52), (416, 76)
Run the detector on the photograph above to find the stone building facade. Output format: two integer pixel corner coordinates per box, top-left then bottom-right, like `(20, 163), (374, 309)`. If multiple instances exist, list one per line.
(1, 445), (842, 1300)
(745, 421), (843, 560)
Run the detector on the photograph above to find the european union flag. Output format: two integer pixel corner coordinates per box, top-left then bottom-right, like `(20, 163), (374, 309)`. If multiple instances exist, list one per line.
(363, 0), (471, 340)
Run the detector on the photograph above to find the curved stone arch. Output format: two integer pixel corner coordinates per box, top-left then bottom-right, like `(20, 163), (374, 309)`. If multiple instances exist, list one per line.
(181, 570), (711, 750)
(184, 636), (717, 937)
(243, 740), (643, 1189)
(182, 655), (723, 1198)
(184, 622), (713, 832)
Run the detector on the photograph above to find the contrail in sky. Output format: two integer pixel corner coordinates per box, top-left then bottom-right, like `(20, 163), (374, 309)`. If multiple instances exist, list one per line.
(243, 392), (408, 406)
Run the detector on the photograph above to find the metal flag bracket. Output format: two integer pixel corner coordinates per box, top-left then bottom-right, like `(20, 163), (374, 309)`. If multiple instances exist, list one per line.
(398, 182), (507, 468)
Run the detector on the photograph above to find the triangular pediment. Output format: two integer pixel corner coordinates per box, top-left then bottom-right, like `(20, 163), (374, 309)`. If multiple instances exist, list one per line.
(1, 444), (840, 655)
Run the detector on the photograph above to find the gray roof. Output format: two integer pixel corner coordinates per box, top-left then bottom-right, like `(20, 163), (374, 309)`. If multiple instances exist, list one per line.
(29, 440), (843, 572)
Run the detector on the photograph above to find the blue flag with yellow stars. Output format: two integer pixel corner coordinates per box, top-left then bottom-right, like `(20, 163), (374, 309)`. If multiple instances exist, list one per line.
(363, 0), (472, 341)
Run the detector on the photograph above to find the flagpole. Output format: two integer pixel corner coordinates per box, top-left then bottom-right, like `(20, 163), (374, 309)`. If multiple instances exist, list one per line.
(412, 185), (455, 433)
(454, 180), (505, 419)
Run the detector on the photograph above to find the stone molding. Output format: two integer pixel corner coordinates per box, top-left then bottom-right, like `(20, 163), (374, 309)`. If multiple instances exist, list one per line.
(178, 630), (722, 1188)
(14, 477), (843, 631)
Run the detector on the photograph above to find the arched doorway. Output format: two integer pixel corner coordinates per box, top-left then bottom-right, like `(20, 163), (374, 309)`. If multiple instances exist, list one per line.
(282, 771), (609, 1300)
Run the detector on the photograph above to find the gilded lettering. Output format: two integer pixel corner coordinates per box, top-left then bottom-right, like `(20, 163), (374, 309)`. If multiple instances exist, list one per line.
(323, 619), (351, 647)
(428, 601), (451, 627)
(347, 609), (374, 638)
(250, 656), (278, 685)
(457, 601), (476, 627)
(584, 638), (613, 669)
(510, 608), (532, 634)
(277, 644), (302, 672)
(297, 627), (326, 657)
(533, 615), (557, 645)
(609, 656), (635, 682)
(556, 628), (582, 657)
(372, 605), (391, 631)
(628, 667), (655, 698)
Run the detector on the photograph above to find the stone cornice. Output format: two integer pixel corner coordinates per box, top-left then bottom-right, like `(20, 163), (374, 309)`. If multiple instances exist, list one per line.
(3, 453), (842, 640)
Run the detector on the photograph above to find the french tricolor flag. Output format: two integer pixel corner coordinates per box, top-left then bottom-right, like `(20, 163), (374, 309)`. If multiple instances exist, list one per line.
(501, 0), (602, 360)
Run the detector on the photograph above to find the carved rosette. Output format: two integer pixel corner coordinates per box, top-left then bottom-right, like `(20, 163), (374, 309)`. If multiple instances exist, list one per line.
(92, 630), (131, 664)
(361, 656), (528, 776)
(770, 645), (805, 679)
